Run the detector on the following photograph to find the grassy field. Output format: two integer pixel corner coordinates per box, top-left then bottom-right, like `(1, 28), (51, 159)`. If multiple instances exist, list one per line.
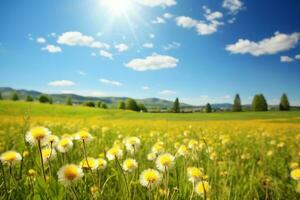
(0, 101), (300, 200)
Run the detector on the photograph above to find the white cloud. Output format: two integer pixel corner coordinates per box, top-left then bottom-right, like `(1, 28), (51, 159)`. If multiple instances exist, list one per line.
(99, 79), (122, 86)
(142, 86), (150, 90)
(149, 34), (155, 39)
(48, 80), (75, 87)
(152, 17), (166, 24)
(223, 0), (244, 14)
(176, 7), (223, 36)
(280, 56), (294, 63)
(91, 52), (97, 57)
(228, 17), (236, 24)
(90, 41), (110, 49)
(57, 32), (94, 46)
(200, 95), (209, 99)
(163, 41), (181, 50)
(295, 54), (300, 59)
(226, 32), (300, 56)
(100, 50), (113, 60)
(114, 43), (129, 52)
(143, 43), (154, 48)
(41, 45), (62, 53)
(159, 90), (176, 95)
(50, 32), (57, 37)
(125, 53), (179, 71)
(163, 13), (173, 19)
(36, 37), (46, 44)
(136, 0), (177, 7)
(221, 95), (231, 99)
(176, 16), (198, 28)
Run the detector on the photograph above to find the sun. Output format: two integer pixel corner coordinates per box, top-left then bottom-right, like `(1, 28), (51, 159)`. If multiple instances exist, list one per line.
(101, 0), (133, 17)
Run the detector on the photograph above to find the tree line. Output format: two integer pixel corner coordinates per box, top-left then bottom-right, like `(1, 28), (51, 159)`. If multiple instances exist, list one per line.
(0, 91), (292, 113)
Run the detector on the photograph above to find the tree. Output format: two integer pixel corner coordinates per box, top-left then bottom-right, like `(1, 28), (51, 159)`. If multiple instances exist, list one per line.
(125, 98), (139, 111)
(0, 92), (2, 100)
(232, 94), (242, 112)
(205, 103), (212, 113)
(85, 101), (95, 107)
(118, 101), (126, 110)
(279, 93), (290, 111)
(101, 103), (108, 109)
(66, 97), (72, 106)
(173, 98), (180, 113)
(12, 92), (19, 101)
(49, 97), (53, 104)
(138, 104), (148, 112)
(252, 94), (268, 111)
(26, 95), (34, 102)
(39, 95), (50, 103)
(97, 101), (102, 108)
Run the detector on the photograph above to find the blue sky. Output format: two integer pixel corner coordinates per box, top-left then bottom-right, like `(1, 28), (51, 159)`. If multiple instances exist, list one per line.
(0, 0), (300, 105)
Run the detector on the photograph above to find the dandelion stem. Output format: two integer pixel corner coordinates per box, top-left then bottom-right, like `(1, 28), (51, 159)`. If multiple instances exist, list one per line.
(70, 186), (79, 200)
(116, 158), (130, 198)
(0, 161), (7, 194)
(82, 140), (91, 169)
(189, 182), (194, 200)
(38, 140), (46, 181)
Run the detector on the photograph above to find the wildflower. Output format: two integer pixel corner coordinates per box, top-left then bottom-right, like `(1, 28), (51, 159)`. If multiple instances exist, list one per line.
(26, 126), (51, 145)
(187, 167), (203, 183)
(290, 162), (299, 169)
(267, 150), (273, 157)
(75, 131), (93, 142)
(41, 147), (56, 163)
(106, 147), (123, 161)
(0, 151), (22, 166)
(140, 169), (162, 188)
(58, 164), (84, 186)
(22, 150), (29, 158)
(291, 169), (300, 181)
(97, 158), (107, 170)
(151, 142), (164, 154)
(195, 181), (210, 196)
(44, 135), (59, 146)
(57, 138), (73, 153)
(90, 185), (99, 196)
(176, 145), (188, 157)
(123, 137), (141, 154)
(147, 152), (157, 161)
(188, 140), (198, 150)
(80, 157), (99, 171)
(122, 158), (138, 173)
(156, 153), (175, 172)
(27, 169), (36, 177)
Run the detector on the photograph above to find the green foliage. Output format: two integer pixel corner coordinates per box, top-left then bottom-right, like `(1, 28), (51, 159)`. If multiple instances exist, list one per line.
(26, 95), (34, 102)
(279, 93), (290, 111)
(252, 94), (268, 111)
(101, 103), (108, 109)
(66, 97), (72, 106)
(85, 101), (95, 107)
(205, 103), (212, 113)
(118, 101), (126, 110)
(0, 92), (2, 100)
(39, 95), (50, 103)
(138, 104), (148, 112)
(11, 92), (19, 101)
(125, 98), (139, 111)
(232, 94), (242, 112)
(49, 97), (53, 104)
(173, 98), (180, 113)
(97, 101), (102, 108)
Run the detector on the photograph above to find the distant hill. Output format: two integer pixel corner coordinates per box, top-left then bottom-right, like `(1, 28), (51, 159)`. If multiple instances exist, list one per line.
(0, 87), (196, 109)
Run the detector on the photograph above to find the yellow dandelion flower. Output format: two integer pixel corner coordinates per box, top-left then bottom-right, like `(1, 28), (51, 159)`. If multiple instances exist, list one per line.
(188, 139), (198, 150)
(147, 152), (157, 161)
(195, 181), (210, 196)
(41, 147), (56, 163)
(122, 158), (138, 173)
(80, 157), (99, 171)
(97, 158), (107, 170)
(22, 150), (29, 158)
(291, 169), (300, 181)
(44, 135), (59, 146)
(106, 147), (123, 161)
(151, 142), (164, 154)
(27, 169), (36, 177)
(176, 145), (189, 157)
(0, 150), (22, 166)
(187, 167), (203, 183)
(57, 164), (84, 186)
(289, 162), (299, 169)
(75, 131), (93, 142)
(140, 169), (162, 188)
(26, 126), (51, 145)
(156, 153), (175, 172)
(123, 137), (141, 154)
(57, 138), (73, 153)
